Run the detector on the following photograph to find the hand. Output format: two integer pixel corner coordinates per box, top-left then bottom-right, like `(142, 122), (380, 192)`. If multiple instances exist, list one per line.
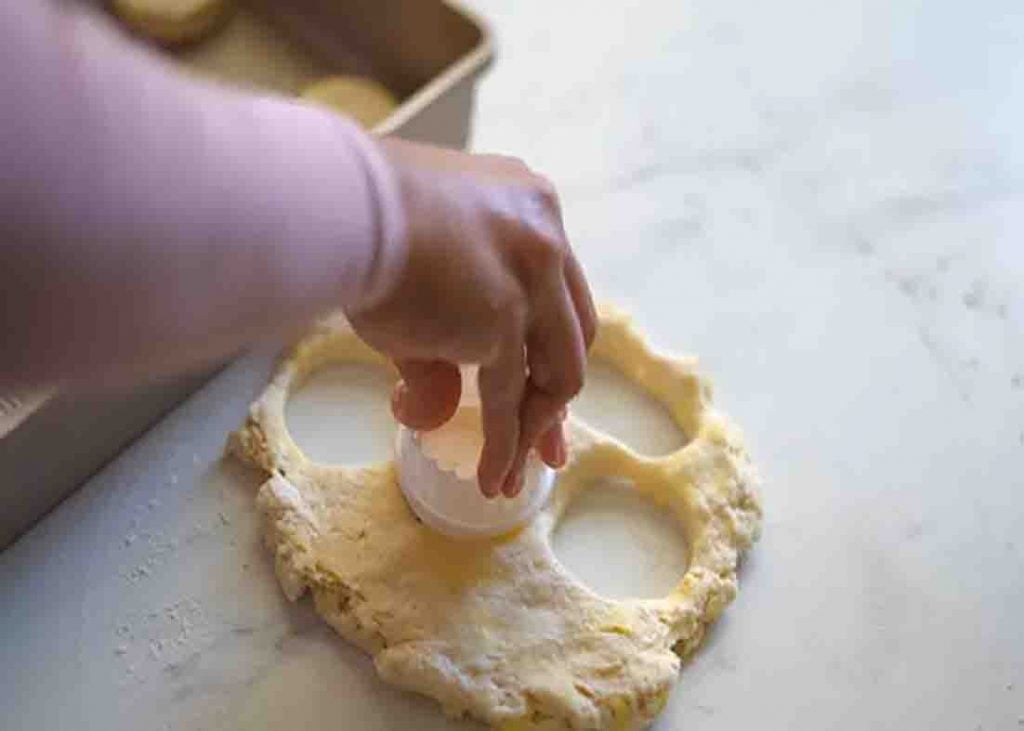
(347, 138), (596, 498)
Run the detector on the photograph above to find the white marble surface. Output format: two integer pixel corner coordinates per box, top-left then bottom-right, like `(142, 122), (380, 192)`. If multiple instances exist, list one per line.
(3, 0), (1024, 728)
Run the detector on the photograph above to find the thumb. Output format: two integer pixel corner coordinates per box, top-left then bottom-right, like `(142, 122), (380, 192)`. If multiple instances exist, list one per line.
(391, 359), (462, 430)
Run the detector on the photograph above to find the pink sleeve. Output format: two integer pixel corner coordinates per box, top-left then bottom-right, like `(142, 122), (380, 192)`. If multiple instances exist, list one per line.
(0, 1), (406, 387)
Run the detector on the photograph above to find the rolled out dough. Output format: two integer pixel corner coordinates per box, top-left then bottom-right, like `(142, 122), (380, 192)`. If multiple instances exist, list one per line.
(229, 306), (762, 730)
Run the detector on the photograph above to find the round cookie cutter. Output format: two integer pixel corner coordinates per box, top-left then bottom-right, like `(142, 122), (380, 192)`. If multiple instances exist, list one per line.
(395, 366), (556, 539)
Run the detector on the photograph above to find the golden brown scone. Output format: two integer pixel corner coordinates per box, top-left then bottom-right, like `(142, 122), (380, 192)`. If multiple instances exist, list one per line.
(300, 76), (399, 129)
(112, 0), (233, 46)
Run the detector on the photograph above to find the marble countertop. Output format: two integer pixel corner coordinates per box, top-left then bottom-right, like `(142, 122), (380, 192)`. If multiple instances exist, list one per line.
(3, 0), (1023, 728)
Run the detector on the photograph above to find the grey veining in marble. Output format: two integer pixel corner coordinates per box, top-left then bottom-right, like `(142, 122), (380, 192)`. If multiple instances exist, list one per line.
(2, 0), (1023, 729)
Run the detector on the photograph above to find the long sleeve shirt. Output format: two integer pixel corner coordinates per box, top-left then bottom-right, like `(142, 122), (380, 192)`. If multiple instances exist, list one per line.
(0, 1), (405, 388)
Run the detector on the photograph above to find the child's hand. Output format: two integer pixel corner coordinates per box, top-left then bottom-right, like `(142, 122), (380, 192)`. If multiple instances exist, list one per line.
(348, 138), (596, 498)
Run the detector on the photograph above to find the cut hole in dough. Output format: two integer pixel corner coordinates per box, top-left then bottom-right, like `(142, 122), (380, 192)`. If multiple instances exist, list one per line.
(572, 361), (688, 456)
(552, 477), (689, 600)
(285, 364), (396, 466)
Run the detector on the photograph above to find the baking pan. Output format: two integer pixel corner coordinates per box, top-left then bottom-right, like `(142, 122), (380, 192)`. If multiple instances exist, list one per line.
(178, 0), (494, 147)
(0, 0), (493, 549)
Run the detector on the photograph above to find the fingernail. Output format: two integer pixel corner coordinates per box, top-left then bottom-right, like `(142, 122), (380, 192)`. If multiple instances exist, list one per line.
(553, 437), (568, 468)
(391, 383), (409, 423)
(500, 470), (515, 497)
(479, 469), (502, 499)
(503, 469), (525, 497)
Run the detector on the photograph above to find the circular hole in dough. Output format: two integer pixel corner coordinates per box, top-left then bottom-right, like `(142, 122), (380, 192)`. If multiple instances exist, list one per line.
(300, 76), (399, 129)
(285, 363), (396, 467)
(112, 0), (233, 47)
(551, 477), (689, 600)
(572, 360), (689, 456)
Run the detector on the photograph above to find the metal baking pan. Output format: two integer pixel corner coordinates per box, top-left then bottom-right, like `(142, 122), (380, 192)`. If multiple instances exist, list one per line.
(178, 0), (494, 147)
(0, 0), (493, 549)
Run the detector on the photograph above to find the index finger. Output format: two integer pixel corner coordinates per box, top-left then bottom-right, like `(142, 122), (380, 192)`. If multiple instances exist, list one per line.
(476, 314), (527, 498)
(504, 277), (585, 496)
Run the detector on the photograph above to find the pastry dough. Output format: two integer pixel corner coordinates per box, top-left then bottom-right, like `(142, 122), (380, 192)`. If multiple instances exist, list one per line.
(112, 0), (232, 46)
(300, 76), (399, 129)
(229, 306), (762, 730)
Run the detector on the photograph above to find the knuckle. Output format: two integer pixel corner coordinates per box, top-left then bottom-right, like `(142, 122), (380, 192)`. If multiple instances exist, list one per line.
(482, 284), (527, 355)
(557, 364), (585, 398)
(525, 230), (567, 272)
(532, 175), (560, 211)
(481, 369), (526, 413)
(520, 178), (567, 270)
(485, 385), (521, 412)
(538, 359), (584, 399)
(485, 153), (530, 174)
(495, 286), (527, 332)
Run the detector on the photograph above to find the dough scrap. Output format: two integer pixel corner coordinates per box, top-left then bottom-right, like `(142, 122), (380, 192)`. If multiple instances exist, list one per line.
(300, 76), (399, 129)
(229, 305), (762, 730)
(112, 0), (232, 46)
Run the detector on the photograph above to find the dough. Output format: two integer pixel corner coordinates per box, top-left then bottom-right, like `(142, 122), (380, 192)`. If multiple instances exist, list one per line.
(112, 0), (232, 46)
(300, 76), (399, 129)
(229, 306), (762, 730)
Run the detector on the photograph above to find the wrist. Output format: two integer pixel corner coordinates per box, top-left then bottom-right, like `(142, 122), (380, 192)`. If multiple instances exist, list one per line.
(341, 132), (410, 318)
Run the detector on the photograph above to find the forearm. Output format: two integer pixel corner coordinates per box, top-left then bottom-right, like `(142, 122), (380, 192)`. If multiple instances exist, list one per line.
(0, 2), (404, 389)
